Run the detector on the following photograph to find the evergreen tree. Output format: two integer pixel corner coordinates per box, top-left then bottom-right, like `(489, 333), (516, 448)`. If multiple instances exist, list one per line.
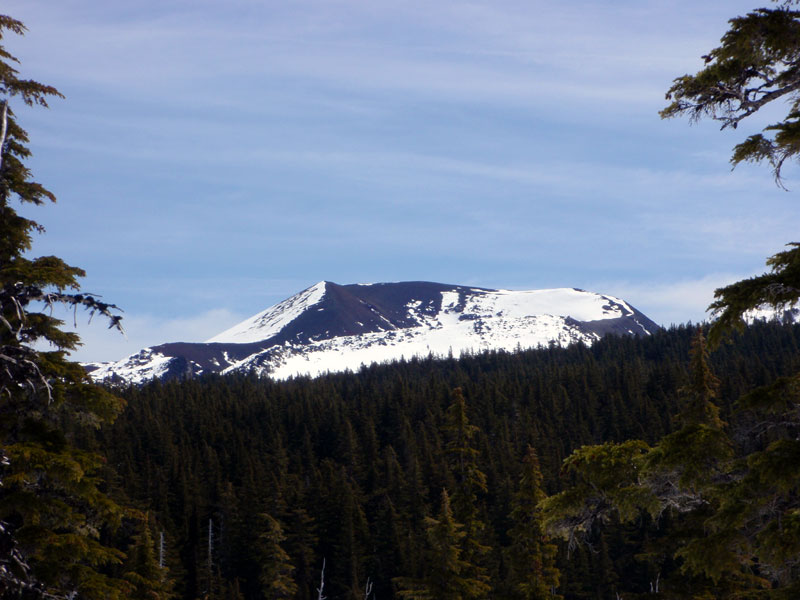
(255, 513), (297, 600)
(442, 388), (491, 594)
(644, 330), (732, 492)
(91, 322), (800, 598)
(394, 489), (491, 600)
(542, 328), (799, 594)
(444, 388), (487, 520)
(0, 13), (128, 599)
(539, 439), (658, 552)
(660, 1), (800, 184)
(701, 246), (800, 595)
(282, 505), (317, 600)
(662, 3), (800, 590)
(123, 514), (174, 600)
(709, 242), (800, 345)
(507, 446), (560, 600)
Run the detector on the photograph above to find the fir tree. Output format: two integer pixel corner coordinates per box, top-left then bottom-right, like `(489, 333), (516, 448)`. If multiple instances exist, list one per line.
(507, 446), (560, 600)
(539, 439), (658, 552)
(709, 242), (800, 346)
(91, 322), (800, 597)
(123, 514), (174, 600)
(662, 3), (800, 589)
(394, 489), (491, 600)
(444, 388), (487, 521)
(0, 13), (128, 599)
(442, 388), (491, 595)
(660, 2), (800, 184)
(644, 330), (732, 492)
(255, 513), (297, 600)
(542, 327), (798, 594)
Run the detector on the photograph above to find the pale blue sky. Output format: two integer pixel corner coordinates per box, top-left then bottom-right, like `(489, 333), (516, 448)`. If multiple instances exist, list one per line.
(5, 0), (798, 361)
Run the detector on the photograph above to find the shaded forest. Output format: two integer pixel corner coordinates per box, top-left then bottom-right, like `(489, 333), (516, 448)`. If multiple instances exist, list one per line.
(84, 322), (800, 599)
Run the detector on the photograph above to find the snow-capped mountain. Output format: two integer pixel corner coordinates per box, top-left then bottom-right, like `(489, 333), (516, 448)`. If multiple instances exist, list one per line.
(88, 281), (660, 384)
(744, 305), (799, 324)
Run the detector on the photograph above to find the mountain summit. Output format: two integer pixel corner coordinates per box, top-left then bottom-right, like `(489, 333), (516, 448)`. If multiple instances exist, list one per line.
(88, 281), (660, 384)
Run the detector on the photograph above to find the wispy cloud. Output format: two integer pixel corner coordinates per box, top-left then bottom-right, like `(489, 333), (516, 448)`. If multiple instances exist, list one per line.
(58, 308), (246, 363)
(598, 273), (760, 328)
(6, 0), (754, 112)
(4, 0), (791, 362)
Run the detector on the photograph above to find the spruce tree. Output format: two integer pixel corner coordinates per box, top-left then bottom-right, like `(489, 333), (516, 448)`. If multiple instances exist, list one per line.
(644, 330), (732, 492)
(663, 3), (800, 590)
(660, 2), (800, 184)
(0, 13), (128, 599)
(255, 513), (297, 600)
(709, 242), (800, 346)
(507, 446), (560, 600)
(442, 388), (491, 594)
(394, 489), (491, 600)
(542, 326), (798, 594)
(123, 514), (174, 600)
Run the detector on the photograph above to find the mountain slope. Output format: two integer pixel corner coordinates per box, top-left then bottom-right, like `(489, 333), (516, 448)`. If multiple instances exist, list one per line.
(88, 281), (660, 383)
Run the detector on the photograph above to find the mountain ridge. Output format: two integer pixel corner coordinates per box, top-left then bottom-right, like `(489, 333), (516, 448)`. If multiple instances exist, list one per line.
(88, 280), (660, 383)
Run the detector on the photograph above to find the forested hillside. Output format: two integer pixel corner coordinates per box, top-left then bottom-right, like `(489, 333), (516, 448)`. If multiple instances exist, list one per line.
(90, 322), (800, 600)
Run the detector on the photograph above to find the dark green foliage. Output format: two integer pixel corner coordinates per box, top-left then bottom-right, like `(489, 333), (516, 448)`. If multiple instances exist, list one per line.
(704, 231), (800, 594)
(0, 13), (138, 599)
(123, 514), (174, 599)
(90, 322), (800, 599)
(544, 325), (800, 597)
(654, 12), (800, 586)
(507, 446), (560, 600)
(660, 3), (800, 183)
(645, 331), (732, 492)
(255, 513), (297, 600)
(680, 331), (722, 427)
(709, 243), (800, 346)
(442, 388), (491, 596)
(540, 439), (659, 549)
(394, 489), (491, 600)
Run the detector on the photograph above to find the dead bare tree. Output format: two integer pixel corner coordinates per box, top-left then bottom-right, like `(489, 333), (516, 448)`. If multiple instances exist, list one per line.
(316, 558), (326, 600)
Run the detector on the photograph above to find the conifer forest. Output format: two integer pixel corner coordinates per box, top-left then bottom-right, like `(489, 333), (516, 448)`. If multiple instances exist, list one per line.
(98, 323), (800, 599)
(2, 2), (800, 599)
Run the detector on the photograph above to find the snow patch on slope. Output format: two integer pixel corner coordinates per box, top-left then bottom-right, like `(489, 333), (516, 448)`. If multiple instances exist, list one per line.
(744, 305), (799, 324)
(207, 281), (327, 344)
(222, 288), (633, 380)
(452, 287), (634, 322)
(89, 283), (659, 385)
(90, 349), (175, 382)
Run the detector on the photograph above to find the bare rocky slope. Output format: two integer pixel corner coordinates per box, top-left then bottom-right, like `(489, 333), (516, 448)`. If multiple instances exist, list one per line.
(88, 280), (660, 384)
